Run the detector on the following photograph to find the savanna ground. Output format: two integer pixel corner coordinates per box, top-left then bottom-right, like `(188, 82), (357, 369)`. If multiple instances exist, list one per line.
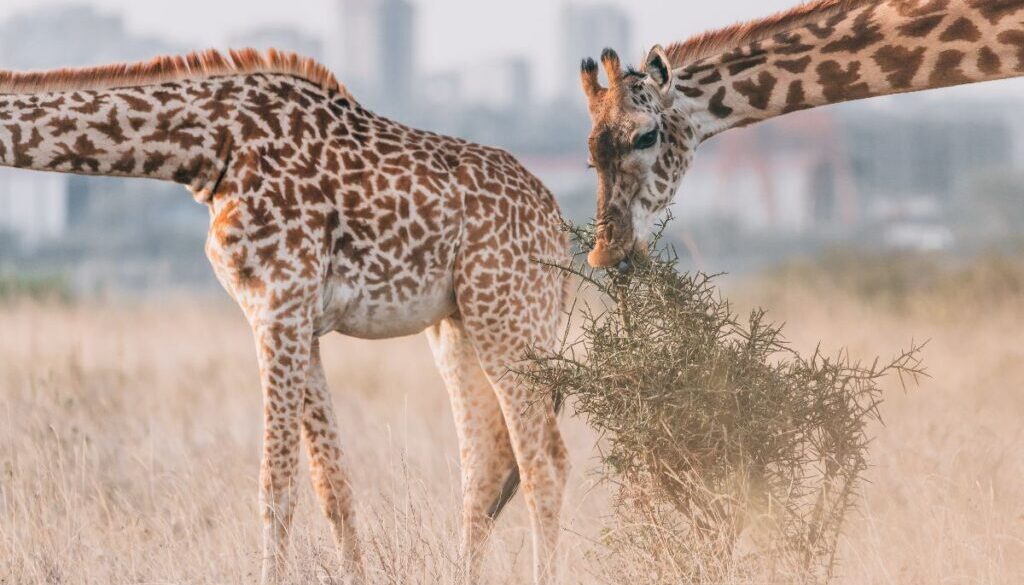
(1, 253), (1023, 584)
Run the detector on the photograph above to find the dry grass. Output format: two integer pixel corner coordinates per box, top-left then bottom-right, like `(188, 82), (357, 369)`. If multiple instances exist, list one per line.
(1, 263), (1023, 583)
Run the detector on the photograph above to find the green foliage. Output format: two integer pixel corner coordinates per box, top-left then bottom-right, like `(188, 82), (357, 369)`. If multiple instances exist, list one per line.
(521, 218), (924, 584)
(0, 272), (72, 303)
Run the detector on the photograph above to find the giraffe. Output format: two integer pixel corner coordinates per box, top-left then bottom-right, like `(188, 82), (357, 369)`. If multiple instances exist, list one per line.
(0, 49), (571, 584)
(579, 0), (1024, 269)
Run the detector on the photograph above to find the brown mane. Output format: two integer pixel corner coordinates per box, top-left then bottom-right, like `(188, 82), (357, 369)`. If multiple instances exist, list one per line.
(0, 48), (352, 98)
(665, 0), (874, 67)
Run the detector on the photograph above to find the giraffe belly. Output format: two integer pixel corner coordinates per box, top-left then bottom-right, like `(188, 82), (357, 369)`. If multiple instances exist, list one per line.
(316, 274), (456, 340)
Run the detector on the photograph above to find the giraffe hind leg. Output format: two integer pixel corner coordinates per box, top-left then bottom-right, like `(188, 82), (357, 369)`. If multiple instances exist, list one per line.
(486, 390), (565, 520)
(302, 338), (364, 582)
(427, 317), (518, 581)
(452, 241), (571, 585)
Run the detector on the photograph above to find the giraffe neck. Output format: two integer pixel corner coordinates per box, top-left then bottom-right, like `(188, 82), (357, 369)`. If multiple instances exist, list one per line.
(0, 76), (248, 199)
(677, 0), (1024, 138)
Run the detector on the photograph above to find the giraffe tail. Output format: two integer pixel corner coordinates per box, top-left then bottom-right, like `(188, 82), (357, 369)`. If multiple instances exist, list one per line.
(485, 390), (566, 521)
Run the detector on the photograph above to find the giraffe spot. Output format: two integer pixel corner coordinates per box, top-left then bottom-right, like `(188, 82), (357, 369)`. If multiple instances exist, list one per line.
(872, 45), (927, 88)
(898, 13), (946, 38)
(172, 155), (206, 184)
(89, 109), (128, 144)
(817, 60), (871, 102)
(806, 12), (846, 40)
(931, 50), (971, 85)
(708, 86), (734, 119)
(50, 134), (106, 172)
(732, 71), (778, 110)
(47, 116), (77, 137)
(116, 92), (154, 113)
(997, 29), (1024, 70)
(726, 56), (768, 76)
(968, 0), (1024, 25)
(677, 62), (716, 82)
(698, 69), (722, 84)
(774, 31), (815, 55)
(7, 124), (44, 167)
(821, 9), (884, 54)
(978, 46), (1003, 74)
(939, 16), (982, 42)
(775, 56), (812, 74)
(783, 80), (811, 113)
(111, 149), (137, 174)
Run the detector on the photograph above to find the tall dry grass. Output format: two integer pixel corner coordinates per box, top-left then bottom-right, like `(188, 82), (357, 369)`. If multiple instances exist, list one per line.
(1, 257), (1023, 583)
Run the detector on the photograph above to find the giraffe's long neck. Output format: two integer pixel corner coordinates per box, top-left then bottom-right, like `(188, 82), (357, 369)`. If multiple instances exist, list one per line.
(0, 78), (233, 197)
(679, 0), (1024, 138)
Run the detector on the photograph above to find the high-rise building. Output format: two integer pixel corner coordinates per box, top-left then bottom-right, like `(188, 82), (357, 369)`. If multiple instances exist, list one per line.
(560, 3), (633, 101)
(334, 0), (415, 114)
(228, 27), (325, 62)
(0, 169), (67, 248)
(448, 57), (533, 112)
(0, 5), (176, 70)
(0, 5), (180, 247)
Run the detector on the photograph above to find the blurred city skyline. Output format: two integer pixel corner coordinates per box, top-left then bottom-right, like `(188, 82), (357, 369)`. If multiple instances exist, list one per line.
(5, 0), (1024, 101)
(0, 0), (792, 100)
(1, 0), (1023, 294)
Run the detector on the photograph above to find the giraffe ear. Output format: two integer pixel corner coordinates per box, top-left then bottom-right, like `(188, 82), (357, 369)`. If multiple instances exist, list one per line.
(644, 45), (672, 94)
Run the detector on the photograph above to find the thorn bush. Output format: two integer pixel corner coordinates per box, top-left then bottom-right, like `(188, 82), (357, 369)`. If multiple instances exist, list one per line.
(519, 217), (925, 584)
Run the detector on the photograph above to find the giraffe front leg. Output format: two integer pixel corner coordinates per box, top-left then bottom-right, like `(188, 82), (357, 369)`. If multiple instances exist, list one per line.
(427, 317), (518, 582)
(302, 338), (365, 583)
(250, 315), (314, 585)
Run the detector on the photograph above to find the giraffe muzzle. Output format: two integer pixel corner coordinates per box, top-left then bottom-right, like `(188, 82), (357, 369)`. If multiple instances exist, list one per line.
(588, 240), (628, 269)
(587, 211), (636, 269)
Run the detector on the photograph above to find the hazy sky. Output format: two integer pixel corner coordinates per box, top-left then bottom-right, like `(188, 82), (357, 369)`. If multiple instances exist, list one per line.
(2, 0), (1021, 98)
(0, 0), (797, 96)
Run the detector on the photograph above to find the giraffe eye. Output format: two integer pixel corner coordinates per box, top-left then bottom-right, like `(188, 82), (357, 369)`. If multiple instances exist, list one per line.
(635, 129), (658, 150)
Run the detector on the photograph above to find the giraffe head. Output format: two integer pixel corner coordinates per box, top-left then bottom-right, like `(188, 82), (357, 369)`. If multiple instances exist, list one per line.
(580, 46), (694, 269)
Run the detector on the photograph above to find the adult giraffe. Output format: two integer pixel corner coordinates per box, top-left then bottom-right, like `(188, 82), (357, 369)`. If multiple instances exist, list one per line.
(0, 50), (569, 583)
(580, 0), (1024, 269)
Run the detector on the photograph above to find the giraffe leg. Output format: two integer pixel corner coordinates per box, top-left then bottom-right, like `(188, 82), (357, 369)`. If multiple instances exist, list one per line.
(458, 311), (577, 581)
(301, 338), (364, 582)
(250, 315), (314, 585)
(449, 225), (571, 584)
(479, 369), (567, 585)
(426, 317), (517, 581)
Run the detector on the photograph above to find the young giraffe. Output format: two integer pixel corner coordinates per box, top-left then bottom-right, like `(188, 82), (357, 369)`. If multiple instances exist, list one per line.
(580, 0), (1024, 269)
(0, 50), (570, 584)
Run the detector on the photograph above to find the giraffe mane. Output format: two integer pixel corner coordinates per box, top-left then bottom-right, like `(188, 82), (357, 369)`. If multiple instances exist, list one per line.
(0, 48), (353, 99)
(665, 0), (873, 67)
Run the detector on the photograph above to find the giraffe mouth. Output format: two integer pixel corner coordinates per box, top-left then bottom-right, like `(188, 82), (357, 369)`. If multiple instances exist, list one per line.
(587, 218), (635, 269)
(587, 240), (629, 268)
